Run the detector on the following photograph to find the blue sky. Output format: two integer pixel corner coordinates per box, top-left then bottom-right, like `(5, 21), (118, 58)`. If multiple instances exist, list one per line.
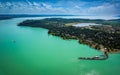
(0, 0), (120, 16)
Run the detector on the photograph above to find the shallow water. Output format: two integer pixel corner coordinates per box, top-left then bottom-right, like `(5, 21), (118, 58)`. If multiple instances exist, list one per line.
(0, 17), (120, 75)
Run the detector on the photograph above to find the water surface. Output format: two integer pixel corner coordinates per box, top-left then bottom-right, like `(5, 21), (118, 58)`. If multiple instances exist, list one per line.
(73, 23), (101, 27)
(0, 17), (120, 75)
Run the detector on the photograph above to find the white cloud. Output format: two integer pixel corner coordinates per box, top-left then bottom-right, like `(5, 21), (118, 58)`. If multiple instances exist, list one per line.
(0, 2), (2, 7)
(41, 3), (53, 10)
(0, 1), (119, 16)
(0, 2), (67, 14)
(85, 3), (116, 16)
(6, 2), (13, 6)
(33, 2), (40, 7)
(26, 0), (32, 5)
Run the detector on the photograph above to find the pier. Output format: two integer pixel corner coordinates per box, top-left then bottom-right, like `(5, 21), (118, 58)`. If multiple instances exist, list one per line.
(78, 52), (108, 60)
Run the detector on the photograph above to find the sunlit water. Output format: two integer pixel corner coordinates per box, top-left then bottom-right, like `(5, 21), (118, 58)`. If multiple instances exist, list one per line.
(0, 16), (120, 75)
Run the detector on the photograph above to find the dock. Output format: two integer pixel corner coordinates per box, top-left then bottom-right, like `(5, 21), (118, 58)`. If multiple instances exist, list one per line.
(78, 52), (108, 60)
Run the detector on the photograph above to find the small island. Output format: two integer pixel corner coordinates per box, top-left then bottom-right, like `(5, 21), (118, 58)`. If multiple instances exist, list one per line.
(18, 18), (120, 55)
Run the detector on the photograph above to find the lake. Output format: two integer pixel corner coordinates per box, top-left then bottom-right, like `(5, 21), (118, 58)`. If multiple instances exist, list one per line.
(73, 23), (101, 27)
(0, 17), (120, 75)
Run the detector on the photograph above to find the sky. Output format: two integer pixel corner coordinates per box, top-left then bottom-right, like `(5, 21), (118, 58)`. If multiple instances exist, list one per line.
(0, 0), (120, 16)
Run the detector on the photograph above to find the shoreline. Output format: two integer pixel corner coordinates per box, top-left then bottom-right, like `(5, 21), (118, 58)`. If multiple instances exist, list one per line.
(48, 29), (120, 54)
(18, 18), (120, 54)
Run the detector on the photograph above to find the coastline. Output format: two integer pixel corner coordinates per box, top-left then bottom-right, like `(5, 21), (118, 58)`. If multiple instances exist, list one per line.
(48, 31), (119, 54)
(18, 18), (120, 54)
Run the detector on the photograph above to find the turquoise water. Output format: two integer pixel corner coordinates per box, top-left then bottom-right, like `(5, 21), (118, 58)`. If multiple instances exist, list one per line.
(0, 17), (120, 75)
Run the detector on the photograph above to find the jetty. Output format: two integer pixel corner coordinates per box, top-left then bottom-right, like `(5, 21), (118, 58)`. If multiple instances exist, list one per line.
(78, 52), (108, 60)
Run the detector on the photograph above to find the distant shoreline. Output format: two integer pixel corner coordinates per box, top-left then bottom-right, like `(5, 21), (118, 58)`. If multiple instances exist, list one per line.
(0, 14), (75, 20)
(0, 14), (120, 21)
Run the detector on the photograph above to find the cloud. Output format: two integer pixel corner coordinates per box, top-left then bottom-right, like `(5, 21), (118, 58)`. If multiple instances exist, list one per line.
(0, 2), (2, 7)
(0, 2), (67, 14)
(0, 1), (119, 16)
(84, 3), (117, 16)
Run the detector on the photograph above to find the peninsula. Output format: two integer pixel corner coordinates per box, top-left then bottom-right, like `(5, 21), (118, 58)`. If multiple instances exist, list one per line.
(18, 18), (120, 53)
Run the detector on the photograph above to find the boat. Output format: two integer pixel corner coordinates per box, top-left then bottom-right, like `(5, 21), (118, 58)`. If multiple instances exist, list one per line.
(12, 40), (16, 43)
